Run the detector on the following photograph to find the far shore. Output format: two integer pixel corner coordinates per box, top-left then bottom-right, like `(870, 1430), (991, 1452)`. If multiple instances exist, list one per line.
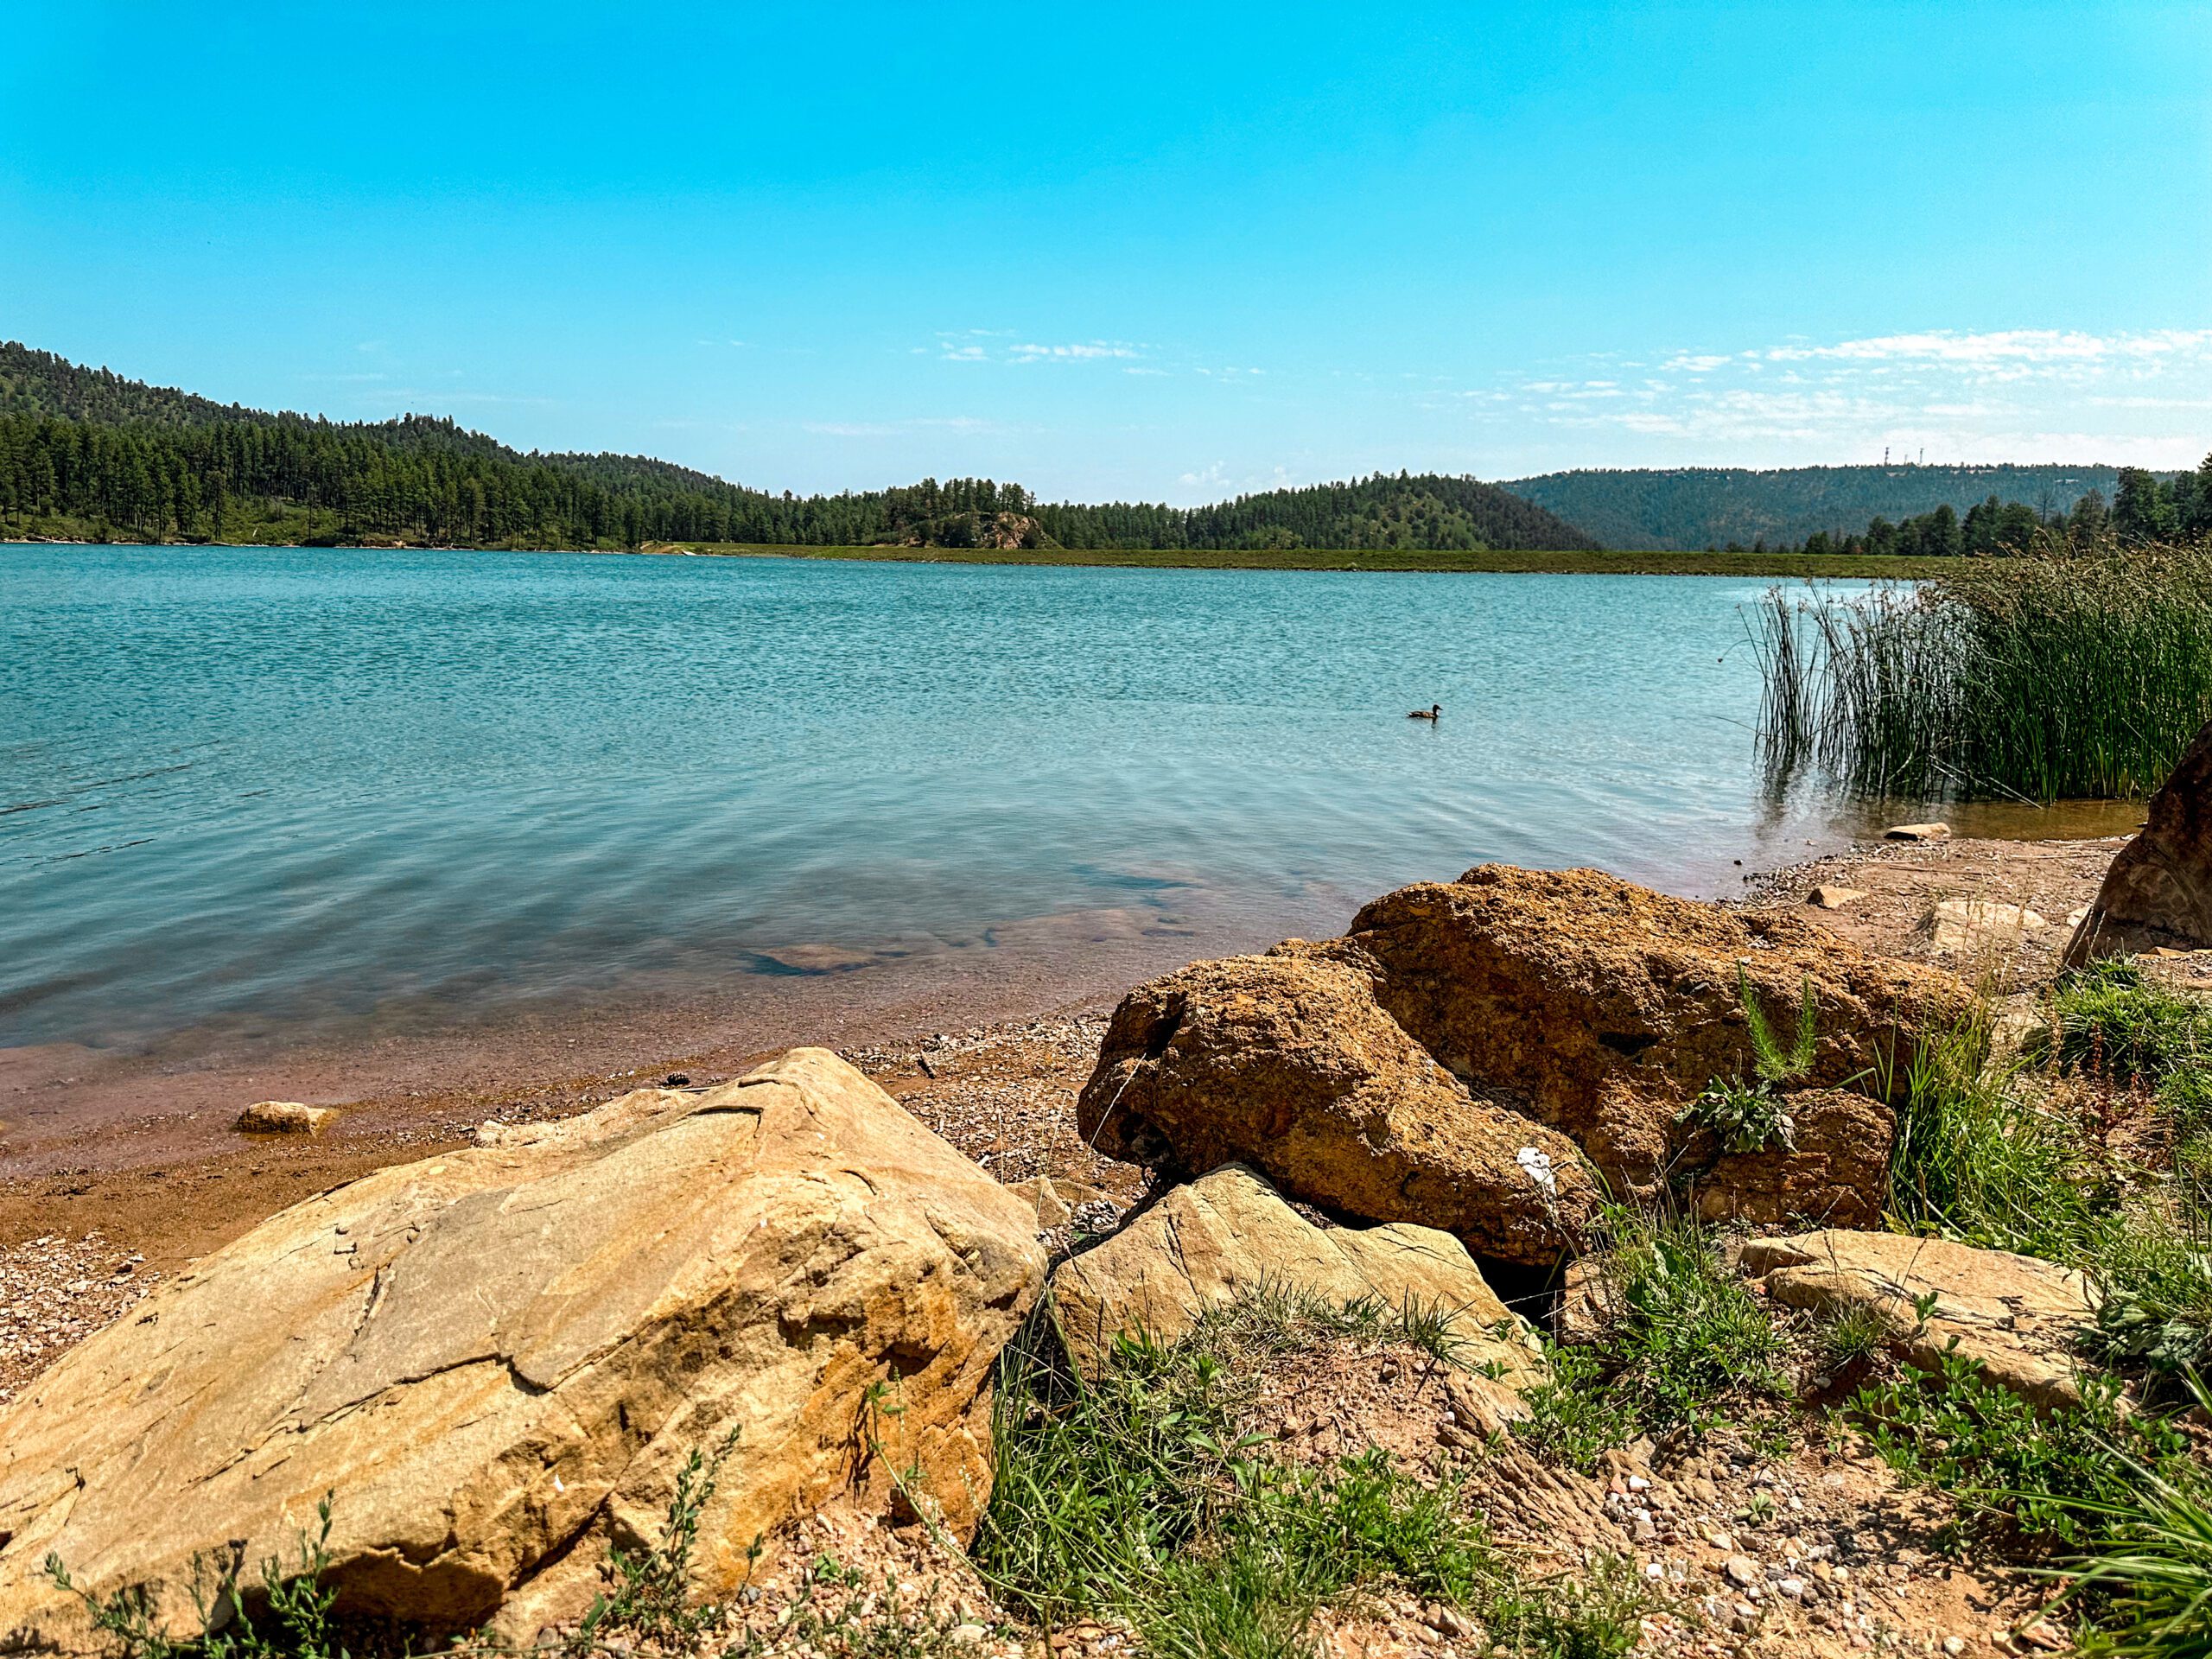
(654, 542), (1961, 578)
(4, 537), (1958, 579)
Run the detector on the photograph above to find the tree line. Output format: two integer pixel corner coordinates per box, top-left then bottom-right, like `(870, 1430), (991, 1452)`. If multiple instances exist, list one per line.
(1715, 461), (2212, 559)
(0, 336), (1595, 551)
(1506, 462), (2151, 552)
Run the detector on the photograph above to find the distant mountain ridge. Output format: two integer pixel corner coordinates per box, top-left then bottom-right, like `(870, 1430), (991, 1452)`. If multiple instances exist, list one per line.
(1502, 464), (2161, 551)
(0, 342), (1593, 552)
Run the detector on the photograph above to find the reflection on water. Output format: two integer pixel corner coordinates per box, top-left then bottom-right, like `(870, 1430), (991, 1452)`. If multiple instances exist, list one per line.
(0, 547), (1922, 1051)
(1839, 798), (2145, 842)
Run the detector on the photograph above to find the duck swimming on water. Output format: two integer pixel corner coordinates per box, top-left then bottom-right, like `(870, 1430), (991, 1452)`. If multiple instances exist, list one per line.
(1408, 703), (1441, 721)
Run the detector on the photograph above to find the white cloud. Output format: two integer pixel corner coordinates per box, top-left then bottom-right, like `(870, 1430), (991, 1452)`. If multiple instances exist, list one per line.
(1765, 327), (2212, 370)
(928, 331), (1147, 365)
(1009, 340), (1140, 362)
(803, 421), (900, 438)
(1463, 325), (2212, 468)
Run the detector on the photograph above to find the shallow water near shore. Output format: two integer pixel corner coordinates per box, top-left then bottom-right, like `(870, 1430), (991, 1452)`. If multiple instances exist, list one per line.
(9, 545), (1902, 1077)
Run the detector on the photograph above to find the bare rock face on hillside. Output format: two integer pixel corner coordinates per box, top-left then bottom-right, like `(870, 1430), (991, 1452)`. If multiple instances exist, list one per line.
(1079, 866), (1974, 1256)
(1743, 1230), (2098, 1408)
(2067, 715), (2212, 965)
(1051, 1163), (1548, 1431)
(0, 1050), (1046, 1651)
(1076, 950), (1600, 1265)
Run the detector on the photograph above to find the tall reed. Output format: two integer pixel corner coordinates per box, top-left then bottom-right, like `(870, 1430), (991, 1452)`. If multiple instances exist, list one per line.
(1751, 547), (2212, 801)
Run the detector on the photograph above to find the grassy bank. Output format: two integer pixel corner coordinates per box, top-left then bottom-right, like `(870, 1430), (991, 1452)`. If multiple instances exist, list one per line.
(660, 542), (1960, 578)
(1754, 544), (2212, 800)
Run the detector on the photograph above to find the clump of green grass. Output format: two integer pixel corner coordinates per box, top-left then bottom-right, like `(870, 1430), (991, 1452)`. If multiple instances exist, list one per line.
(1851, 1353), (2196, 1550)
(2051, 959), (2212, 1085)
(2063, 1468), (2212, 1656)
(1516, 1210), (1785, 1471)
(1885, 1016), (2113, 1262)
(977, 1288), (1654, 1658)
(1808, 1303), (1891, 1387)
(1751, 547), (2212, 801)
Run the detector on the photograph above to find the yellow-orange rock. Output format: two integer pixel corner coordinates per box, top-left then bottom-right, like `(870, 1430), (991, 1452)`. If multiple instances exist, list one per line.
(1742, 1230), (2097, 1408)
(0, 1050), (1044, 1649)
(1050, 1162), (1547, 1427)
(1078, 866), (1973, 1254)
(1077, 950), (1599, 1265)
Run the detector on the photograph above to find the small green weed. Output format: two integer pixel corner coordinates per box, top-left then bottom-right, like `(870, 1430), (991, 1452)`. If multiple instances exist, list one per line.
(1516, 1210), (1784, 1471)
(1850, 1352), (2194, 1548)
(1680, 1077), (1795, 1155)
(1739, 967), (1819, 1084)
(575, 1428), (745, 1650)
(2086, 1204), (2212, 1385)
(45, 1498), (346, 1659)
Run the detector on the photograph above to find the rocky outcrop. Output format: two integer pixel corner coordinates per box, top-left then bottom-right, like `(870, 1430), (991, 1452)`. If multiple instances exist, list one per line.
(0, 1050), (1045, 1650)
(1078, 866), (1973, 1255)
(1742, 1230), (2098, 1408)
(1051, 1163), (1547, 1431)
(1076, 950), (1599, 1264)
(2067, 717), (2212, 964)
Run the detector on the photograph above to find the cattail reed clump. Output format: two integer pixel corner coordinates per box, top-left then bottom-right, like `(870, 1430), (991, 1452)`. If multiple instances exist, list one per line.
(1752, 545), (2212, 802)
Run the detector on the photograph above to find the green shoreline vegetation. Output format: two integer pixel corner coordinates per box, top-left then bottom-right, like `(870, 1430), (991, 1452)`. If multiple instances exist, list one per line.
(648, 541), (1966, 578)
(1755, 543), (2212, 800)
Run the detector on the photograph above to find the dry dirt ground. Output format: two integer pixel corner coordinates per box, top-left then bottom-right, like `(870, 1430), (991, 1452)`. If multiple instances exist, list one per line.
(0, 833), (2147, 1653)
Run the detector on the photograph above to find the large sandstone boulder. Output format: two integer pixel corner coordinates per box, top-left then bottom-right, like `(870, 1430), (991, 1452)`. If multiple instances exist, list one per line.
(0, 1050), (1045, 1650)
(1076, 950), (1599, 1265)
(1078, 867), (1973, 1256)
(1051, 1163), (1547, 1433)
(1741, 1230), (2098, 1408)
(2066, 716), (2212, 965)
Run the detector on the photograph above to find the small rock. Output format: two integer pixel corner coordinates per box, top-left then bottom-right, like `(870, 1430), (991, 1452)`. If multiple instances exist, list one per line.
(1884, 821), (1952, 841)
(1777, 1577), (1807, 1600)
(1808, 886), (1870, 910)
(664, 1072), (690, 1087)
(1726, 1554), (1761, 1589)
(1943, 1640), (1967, 1656)
(234, 1101), (339, 1136)
(1424, 1605), (1476, 1638)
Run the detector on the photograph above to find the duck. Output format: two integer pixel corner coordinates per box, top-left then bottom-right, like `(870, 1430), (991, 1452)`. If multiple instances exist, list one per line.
(1408, 703), (1441, 721)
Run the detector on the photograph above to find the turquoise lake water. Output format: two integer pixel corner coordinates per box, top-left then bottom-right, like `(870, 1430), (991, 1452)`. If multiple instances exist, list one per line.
(1, 545), (1866, 1052)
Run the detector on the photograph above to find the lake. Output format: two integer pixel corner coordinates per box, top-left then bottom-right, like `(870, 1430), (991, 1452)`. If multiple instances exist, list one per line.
(2, 545), (1863, 1058)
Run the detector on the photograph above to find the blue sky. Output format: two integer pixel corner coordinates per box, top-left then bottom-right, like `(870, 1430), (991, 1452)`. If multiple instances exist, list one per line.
(5, 3), (2209, 503)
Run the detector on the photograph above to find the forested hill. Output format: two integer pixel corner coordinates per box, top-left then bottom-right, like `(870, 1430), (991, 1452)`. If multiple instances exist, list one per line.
(1033, 474), (1596, 552)
(0, 341), (1593, 552)
(1503, 464), (2138, 551)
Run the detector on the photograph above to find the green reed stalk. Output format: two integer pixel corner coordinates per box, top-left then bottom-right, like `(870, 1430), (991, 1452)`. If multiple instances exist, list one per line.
(1751, 547), (2212, 802)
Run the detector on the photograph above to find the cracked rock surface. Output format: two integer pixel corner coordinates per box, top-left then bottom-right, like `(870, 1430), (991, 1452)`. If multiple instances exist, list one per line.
(0, 1049), (1045, 1651)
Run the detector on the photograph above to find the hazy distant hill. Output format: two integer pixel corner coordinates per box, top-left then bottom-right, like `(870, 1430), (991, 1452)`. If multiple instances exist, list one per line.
(0, 341), (1593, 552)
(1503, 464), (2146, 550)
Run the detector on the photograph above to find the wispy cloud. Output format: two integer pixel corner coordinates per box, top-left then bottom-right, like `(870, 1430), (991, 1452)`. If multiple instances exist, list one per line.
(928, 330), (1154, 367)
(1764, 327), (2212, 369)
(803, 421), (901, 438)
(1451, 326), (2212, 467)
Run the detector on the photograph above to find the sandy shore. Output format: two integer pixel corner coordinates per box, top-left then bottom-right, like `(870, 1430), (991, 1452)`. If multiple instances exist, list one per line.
(0, 826), (2139, 1405)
